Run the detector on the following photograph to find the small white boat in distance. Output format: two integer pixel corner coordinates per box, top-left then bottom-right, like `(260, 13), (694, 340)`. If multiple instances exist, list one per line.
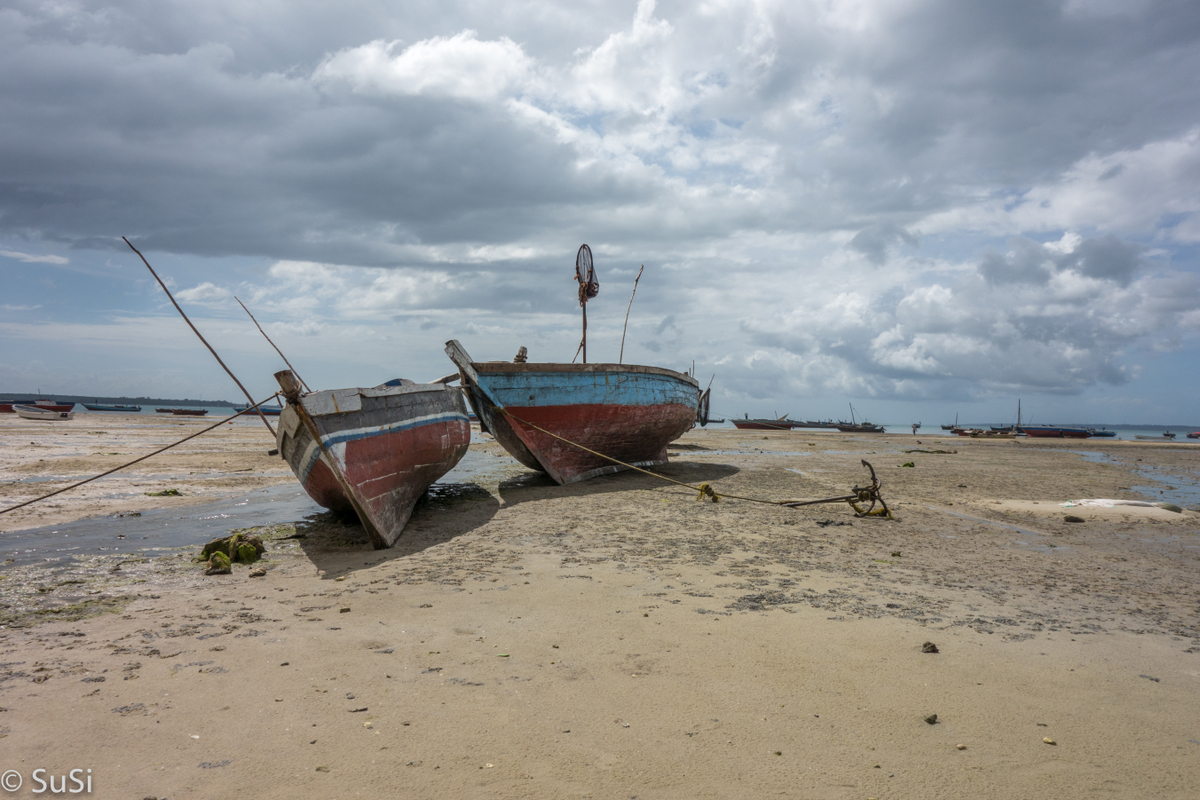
(13, 404), (75, 420)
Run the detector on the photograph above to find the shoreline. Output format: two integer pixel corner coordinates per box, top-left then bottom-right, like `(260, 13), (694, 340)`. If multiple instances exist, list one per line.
(1, 417), (1198, 797)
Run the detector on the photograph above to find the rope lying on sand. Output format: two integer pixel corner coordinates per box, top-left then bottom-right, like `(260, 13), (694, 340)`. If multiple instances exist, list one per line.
(495, 407), (894, 519)
(0, 395), (280, 517)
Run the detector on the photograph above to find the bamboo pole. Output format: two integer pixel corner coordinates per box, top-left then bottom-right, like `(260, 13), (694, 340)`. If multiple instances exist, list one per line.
(235, 296), (312, 393)
(123, 236), (275, 436)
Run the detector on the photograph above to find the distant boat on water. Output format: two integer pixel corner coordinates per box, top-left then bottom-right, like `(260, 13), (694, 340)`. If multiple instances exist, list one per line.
(170, 408), (208, 416)
(274, 370), (470, 549)
(1020, 426), (1091, 439)
(446, 339), (700, 485)
(941, 413), (958, 430)
(1134, 431), (1176, 440)
(13, 404), (75, 421)
(233, 404), (282, 416)
(82, 402), (142, 412)
(1089, 428), (1117, 437)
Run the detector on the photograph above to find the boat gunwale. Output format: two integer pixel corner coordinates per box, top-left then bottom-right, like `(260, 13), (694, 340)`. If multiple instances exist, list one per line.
(470, 360), (698, 387)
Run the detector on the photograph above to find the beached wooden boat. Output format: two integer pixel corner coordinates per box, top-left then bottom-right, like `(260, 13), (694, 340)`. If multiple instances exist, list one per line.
(446, 340), (699, 485)
(170, 408), (208, 416)
(836, 422), (886, 433)
(835, 403), (884, 433)
(13, 404), (75, 420)
(82, 403), (142, 412)
(1188, 432), (1200, 439)
(732, 416), (800, 430)
(274, 370), (471, 549)
(1134, 432), (1176, 440)
(1, 399), (74, 413)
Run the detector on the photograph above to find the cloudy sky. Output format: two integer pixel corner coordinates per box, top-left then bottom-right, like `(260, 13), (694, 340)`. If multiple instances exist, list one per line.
(3, 0), (1199, 424)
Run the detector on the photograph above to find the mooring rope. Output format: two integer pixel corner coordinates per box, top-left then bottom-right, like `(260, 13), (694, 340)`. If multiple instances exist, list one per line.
(0, 394), (281, 516)
(494, 406), (892, 518)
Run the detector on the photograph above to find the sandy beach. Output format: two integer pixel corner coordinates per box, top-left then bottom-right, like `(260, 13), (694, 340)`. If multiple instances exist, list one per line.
(1, 414), (1198, 798)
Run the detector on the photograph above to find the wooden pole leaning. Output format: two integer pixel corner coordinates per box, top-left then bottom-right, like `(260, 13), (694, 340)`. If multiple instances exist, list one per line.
(123, 237), (275, 438)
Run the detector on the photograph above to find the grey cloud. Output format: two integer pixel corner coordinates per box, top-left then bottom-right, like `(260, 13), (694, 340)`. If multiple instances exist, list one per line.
(848, 223), (920, 265)
(1054, 234), (1144, 285)
(979, 238), (1054, 285)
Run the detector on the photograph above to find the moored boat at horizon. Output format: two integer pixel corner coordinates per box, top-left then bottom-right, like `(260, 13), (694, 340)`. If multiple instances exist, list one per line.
(233, 404), (283, 416)
(13, 404), (75, 420)
(1019, 425), (1092, 439)
(1089, 428), (1117, 437)
(446, 340), (699, 485)
(82, 402), (142, 412)
(274, 370), (471, 549)
(170, 408), (209, 416)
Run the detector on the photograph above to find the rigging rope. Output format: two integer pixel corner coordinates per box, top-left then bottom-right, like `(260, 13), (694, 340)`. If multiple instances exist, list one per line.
(0, 394), (281, 516)
(494, 406), (893, 518)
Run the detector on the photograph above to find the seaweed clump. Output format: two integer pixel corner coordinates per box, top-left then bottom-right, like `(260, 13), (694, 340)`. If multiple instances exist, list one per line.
(198, 532), (265, 575)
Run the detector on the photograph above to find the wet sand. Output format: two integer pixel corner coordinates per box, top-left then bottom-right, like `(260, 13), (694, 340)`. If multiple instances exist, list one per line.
(1, 415), (1199, 798)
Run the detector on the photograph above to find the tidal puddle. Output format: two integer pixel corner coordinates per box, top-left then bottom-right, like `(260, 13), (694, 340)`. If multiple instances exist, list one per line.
(0, 484), (323, 567)
(0, 446), (514, 568)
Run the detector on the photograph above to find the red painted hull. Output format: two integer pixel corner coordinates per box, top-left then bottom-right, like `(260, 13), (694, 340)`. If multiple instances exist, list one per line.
(1, 402), (73, 413)
(275, 378), (470, 548)
(493, 401), (696, 484)
(302, 419), (470, 535)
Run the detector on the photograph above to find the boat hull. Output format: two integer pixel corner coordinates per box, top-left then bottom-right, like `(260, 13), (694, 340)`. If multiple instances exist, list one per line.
(1020, 427), (1091, 439)
(732, 419), (796, 430)
(275, 379), (470, 549)
(234, 405), (282, 416)
(13, 405), (75, 420)
(82, 403), (142, 412)
(447, 342), (699, 485)
(1, 402), (74, 413)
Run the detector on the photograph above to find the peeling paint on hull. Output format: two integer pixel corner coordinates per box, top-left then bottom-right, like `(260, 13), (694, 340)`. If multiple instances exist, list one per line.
(448, 346), (700, 485)
(276, 383), (470, 548)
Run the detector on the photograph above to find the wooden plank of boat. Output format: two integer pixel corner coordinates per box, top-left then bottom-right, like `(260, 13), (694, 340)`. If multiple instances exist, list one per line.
(446, 339), (699, 485)
(13, 404), (75, 421)
(274, 370), (471, 549)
